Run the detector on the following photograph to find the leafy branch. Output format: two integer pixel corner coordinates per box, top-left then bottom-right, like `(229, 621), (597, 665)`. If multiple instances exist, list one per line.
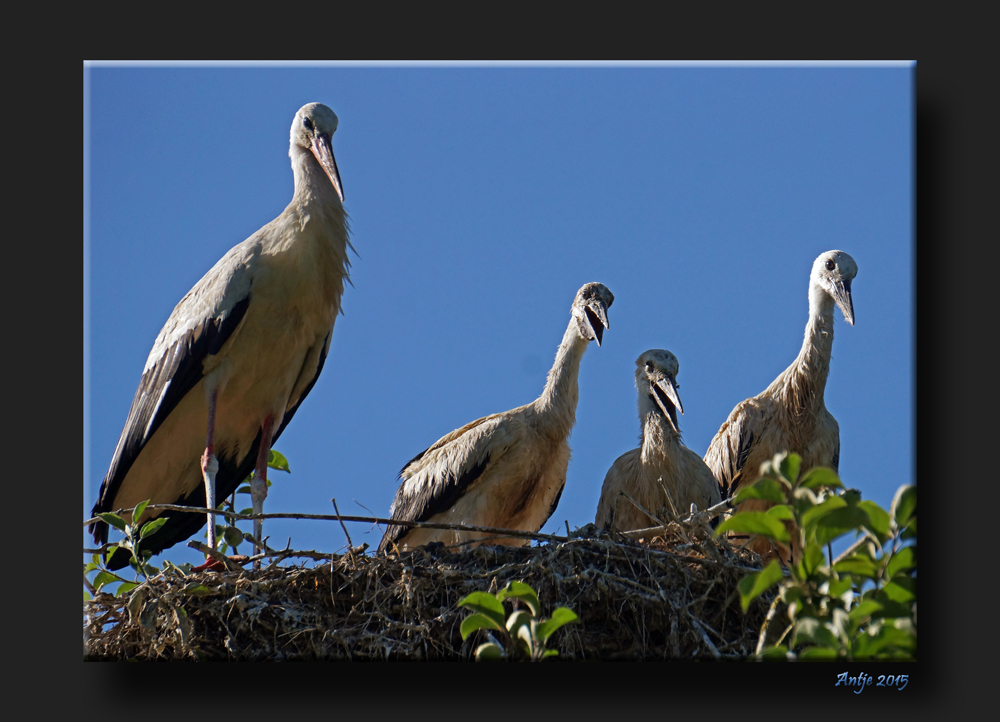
(716, 451), (916, 660)
(458, 581), (578, 661)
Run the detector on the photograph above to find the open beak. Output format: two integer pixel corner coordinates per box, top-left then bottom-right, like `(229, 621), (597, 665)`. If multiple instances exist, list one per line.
(583, 300), (611, 346)
(833, 278), (855, 326)
(652, 375), (683, 434)
(311, 133), (345, 203)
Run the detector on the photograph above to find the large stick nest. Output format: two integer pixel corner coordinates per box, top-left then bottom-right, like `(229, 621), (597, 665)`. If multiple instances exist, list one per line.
(84, 523), (769, 661)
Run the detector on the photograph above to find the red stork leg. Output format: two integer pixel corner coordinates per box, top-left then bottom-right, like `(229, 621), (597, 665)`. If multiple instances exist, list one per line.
(200, 388), (220, 556)
(251, 415), (276, 569)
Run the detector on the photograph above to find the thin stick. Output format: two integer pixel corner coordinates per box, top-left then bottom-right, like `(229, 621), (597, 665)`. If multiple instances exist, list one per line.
(85, 504), (570, 546)
(187, 541), (248, 572)
(617, 490), (665, 529)
(331, 498), (355, 562)
(755, 593), (783, 655)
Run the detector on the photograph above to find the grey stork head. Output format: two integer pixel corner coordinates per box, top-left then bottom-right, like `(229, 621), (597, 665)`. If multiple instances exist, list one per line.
(635, 349), (683, 434)
(811, 250), (857, 326)
(571, 282), (615, 346)
(290, 102), (345, 203)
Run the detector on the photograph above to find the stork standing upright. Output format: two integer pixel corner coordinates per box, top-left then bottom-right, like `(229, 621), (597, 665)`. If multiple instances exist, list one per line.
(595, 349), (720, 533)
(377, 282), (615, 554)
(90, 103), (351, 569)
(703, 250), (857, 563)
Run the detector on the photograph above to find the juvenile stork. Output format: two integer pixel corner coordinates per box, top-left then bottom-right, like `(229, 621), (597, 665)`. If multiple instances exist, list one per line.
(378, 282), (615, 553)
(703, 250), (857, 563)
(595, 349), (720, 533)
(90, 103), (351, 569)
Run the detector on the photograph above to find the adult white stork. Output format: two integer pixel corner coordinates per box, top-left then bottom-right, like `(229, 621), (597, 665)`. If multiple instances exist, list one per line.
(377, 282), (615, 554)
(596, 349), (720, 533)
(703, 250), (857, 563)
(90, 103), (351, 570)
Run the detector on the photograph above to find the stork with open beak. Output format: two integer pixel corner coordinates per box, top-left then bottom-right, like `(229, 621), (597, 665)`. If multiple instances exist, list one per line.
(90, 103), (351, 569)
(596, 349), (721, 533)
(703, 250), (857, 563)
(378, 282), (614, 553)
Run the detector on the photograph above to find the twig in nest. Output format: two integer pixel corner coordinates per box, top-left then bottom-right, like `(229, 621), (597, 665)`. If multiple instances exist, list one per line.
(656, 477), (681, 522)
(188, 541), (248, 572)
(617, 490), (665, 530)
(688, 613), (721, 659)
(331, 498), (355, 562)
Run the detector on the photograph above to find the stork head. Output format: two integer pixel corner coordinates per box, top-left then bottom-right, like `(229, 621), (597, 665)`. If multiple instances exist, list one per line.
(291, 102), (344, 203)
(811, 250), (857, 326)
(635, 349), (683, 433)
(571, 282), (615, 346)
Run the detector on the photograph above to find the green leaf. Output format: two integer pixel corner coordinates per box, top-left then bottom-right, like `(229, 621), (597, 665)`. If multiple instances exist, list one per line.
(890, 485), (916, 528)
(800, 542), (826, 578)
(541, 649), (559, 659)
(716, 512), (791, 543)
(880, 576), (916, 603)
(834, 555), (878, 579)
(535, 607), (578, 643)
(458, 591), (507, 628)
(757, 645), (792, 660)
(732, 478), (787, 505)
(813, 506), (870, 546)
(474, 642), (505, 661)
(800, 495), (847, 530)
(181, 583), (215, 596)
(799, 646), (840, 660)
(239, 508), (255, 516)
(83, 591), (92, 602)
(841, 489), (862, 506)
(460, 613), (503, 640)
(853, 622), (916, 659)
(848, 599), (882, 623)
(116, 581), (139, 597)
(506, 610), (533, 635)
(517, 623), (535, 656)
(886, 546), (916, 578)
(237, 486), (252, 495)
(139, 516), (169, 539)
(738, 560), (783, 612)
(778, 452), (802, 485)
(267, 449), (291, 473)
(791, 618), (839, 649)
(857, 500), (891, 540)
(497, 581), (541, 616)
(133, 500), (150, 526)
(223, 526), (244, 548)
(93, 571), (118, 593)
(797, 467), (843, 490)
(97, 512), (126, 531)
(766, 504), (794, 522)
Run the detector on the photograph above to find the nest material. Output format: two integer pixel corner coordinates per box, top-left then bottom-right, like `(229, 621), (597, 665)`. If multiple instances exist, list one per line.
(84, 523), (769, 661)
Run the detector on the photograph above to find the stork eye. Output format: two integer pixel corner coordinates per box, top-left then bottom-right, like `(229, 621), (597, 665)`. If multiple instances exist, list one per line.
(645, 362), (654, 371)
(825, 259), (836, 271)
(303, 117), (314, 131)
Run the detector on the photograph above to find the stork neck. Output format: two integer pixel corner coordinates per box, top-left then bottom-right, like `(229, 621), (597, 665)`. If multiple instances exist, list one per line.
(638, 396), (682, 463)
(534, 321), (590, 434)
(783, 285), (836, 414)
(290, 145), (344, 210)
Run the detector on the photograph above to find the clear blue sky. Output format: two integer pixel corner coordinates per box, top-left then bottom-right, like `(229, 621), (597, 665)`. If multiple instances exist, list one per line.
(84, 62), (913, 571)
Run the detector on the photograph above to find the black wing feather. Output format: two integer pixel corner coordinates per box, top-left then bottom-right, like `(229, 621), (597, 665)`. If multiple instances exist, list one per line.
(90, 295), (250, 545)
(378, 452), (492, 553)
